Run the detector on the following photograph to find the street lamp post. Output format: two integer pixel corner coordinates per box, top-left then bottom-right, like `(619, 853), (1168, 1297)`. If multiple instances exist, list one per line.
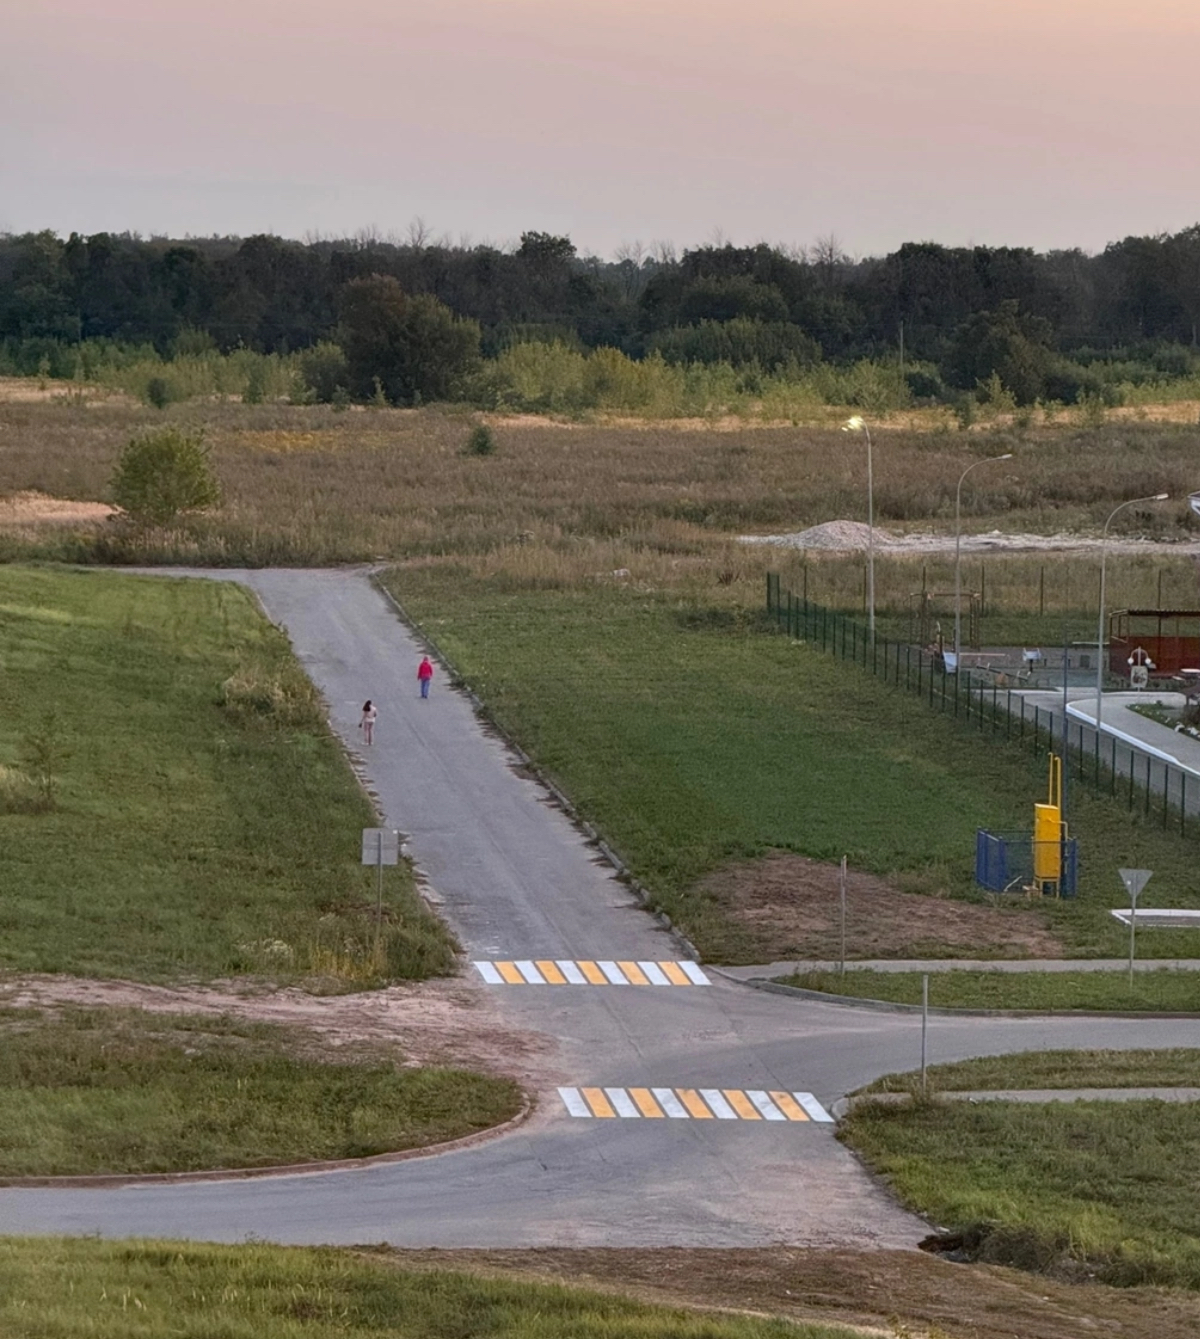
(1095, 493), (1169, 733)
(954, 453), (1012, 671)
(842, 415), (875, 638)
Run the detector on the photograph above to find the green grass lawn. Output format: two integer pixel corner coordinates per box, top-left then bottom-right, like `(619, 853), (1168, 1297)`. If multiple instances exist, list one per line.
(0, 566), (456, 984)
(386, 566), (1200, 963)
(780, 968), (1200, 1011)
(841, 1084), (1200, 1288)
(0, 1238), (857, 1339)
(864, 1047), (1200, 1092)
(0, 1007), (521, 1176)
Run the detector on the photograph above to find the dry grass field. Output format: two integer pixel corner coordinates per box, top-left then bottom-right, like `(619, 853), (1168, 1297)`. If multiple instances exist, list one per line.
(2, 395), (1199, 607)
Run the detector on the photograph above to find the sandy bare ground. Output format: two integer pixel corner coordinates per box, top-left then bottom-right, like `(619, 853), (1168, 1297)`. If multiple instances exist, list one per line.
(742, 517), (1200, 556)
(0, 973), (560, 1090)
(698, 852), (1063, 962)
(372, 1246), (1200, 1339)
(0, 490), (118, 527)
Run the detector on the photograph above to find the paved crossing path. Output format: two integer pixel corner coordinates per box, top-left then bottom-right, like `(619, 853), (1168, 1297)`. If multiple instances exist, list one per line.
(6, 569), (1200, 1248)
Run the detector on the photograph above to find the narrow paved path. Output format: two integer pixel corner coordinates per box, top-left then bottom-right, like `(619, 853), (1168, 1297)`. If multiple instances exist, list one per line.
(6, 569), (1200, 1248)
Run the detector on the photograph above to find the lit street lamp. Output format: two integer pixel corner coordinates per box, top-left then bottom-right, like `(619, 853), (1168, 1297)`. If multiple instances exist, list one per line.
(1095, 493), (1170, 733)
(954, 453), (1012, 670)
(842, 415), (875, 637)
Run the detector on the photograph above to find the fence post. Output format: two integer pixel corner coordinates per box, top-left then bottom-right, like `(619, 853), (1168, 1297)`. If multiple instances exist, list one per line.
(954, 670), (960, 717)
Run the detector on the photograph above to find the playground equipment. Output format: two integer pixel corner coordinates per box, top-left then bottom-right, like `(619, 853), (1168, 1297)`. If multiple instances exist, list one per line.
(976, 755), (1077, 898)
(910, 590), (980, 649)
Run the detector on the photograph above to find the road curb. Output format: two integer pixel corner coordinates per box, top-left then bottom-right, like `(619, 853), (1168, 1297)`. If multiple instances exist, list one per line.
(724, 972), (1200, 1020)
(0, 1092), (535, 1190)
(370, 572), (703, 965)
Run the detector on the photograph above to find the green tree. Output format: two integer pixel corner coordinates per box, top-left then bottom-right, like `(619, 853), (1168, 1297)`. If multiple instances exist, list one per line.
(942, 301), (1054, 405)
(338, 275), (481, 405)
(110, 427), (221, 526)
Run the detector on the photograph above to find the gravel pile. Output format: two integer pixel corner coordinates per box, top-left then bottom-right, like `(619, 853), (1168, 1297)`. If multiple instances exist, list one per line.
(740, 520), (895, 551)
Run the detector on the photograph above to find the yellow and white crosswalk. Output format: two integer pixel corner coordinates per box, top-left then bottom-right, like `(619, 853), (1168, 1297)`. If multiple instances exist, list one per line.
(557, 1086), (833, 1122)
(473, 959), (710, 986)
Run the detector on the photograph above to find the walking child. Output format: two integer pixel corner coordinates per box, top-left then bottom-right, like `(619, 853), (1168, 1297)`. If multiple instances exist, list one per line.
(359, 699), (377, 745)
(417, 656), (434, 699)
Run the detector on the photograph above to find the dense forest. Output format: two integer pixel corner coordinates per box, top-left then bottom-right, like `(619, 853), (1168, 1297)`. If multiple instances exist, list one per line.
(3, 225), (1200, 410)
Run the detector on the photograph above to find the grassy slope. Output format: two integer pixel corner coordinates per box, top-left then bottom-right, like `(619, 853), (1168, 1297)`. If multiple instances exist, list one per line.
(0, 1238), (856, 1339)
(0, 1007), (521, 1176)
(841, 1094), (1200, 1288)
(782, 968), (1200, 1011)
(0, 567), (455, 983)
(388, 567), (1200, 962)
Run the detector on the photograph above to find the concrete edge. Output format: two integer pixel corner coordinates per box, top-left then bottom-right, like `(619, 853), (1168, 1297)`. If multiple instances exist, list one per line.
(369, 570), (703, 965)
(0, 1091), (535, 1191)
(723, 972), (1200, 1021)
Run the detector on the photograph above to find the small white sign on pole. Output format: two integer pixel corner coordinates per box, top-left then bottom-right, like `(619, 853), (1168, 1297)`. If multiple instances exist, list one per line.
(361, 828), (400, 866)
(362, 828), (400, 925)
(1119, 867), (1153, 985)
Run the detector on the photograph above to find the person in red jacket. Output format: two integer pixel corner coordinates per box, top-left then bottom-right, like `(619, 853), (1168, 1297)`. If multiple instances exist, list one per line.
(418, 656), (434, 699)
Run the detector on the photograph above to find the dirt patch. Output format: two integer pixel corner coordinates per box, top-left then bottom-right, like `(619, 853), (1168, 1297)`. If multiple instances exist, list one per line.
(366, 1246), (1200, 1339)
(696, 852), (1063, 962)
(0, 974), (560, 1090)
(0, 490), (118, 528)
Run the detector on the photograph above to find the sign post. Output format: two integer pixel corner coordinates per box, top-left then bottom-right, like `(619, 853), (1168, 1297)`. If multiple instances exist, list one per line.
(1118, 867), (1152, 987)
(362, 827), (400, 927)
(839, 855), (847, 977)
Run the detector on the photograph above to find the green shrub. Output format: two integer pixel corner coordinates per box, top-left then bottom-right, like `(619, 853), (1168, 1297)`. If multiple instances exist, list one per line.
(296, 341), (349, 403)
(144, 375), (172, 409)
(466, 423), (496, 455)
(110, 426), (222, 526)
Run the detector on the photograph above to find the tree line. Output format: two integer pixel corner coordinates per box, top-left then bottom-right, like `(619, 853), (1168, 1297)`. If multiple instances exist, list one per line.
(2, 224), (1199, 406)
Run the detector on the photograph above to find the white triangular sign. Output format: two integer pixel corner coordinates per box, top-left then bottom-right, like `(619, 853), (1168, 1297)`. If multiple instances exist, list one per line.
(1118, 867), (1152, 904)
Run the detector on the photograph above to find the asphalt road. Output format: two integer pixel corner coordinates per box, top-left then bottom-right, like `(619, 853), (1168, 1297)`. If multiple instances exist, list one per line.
(5, 568), (1200, 1248)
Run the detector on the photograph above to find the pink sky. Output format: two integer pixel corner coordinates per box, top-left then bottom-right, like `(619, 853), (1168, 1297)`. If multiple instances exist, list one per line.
(4, 0), (1198, 256)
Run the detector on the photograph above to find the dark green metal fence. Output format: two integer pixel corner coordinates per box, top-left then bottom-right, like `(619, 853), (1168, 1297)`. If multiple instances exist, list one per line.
(766, 572), (1197, 838)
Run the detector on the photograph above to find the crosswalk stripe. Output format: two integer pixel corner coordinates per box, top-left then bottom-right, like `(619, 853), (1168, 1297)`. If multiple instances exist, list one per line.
(558, 1087), (592, 1117)
(722, 1090), (761, 1120)
(676, 1089), (714, 1119)
(629, 1087), (665, 1117)
(699, 1089), (738, 1120)
(558, 1087), (833, 1123)
(582, 1087), (616, 1117)
(606, 1087), (641, 1118)
(471, 960), (711, 986)
(794, 1092), (834, 1123)
(770, 1091), (810, 1121)
(652, 1087), (690, 1118)
(748, 1090), (787, 1121)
